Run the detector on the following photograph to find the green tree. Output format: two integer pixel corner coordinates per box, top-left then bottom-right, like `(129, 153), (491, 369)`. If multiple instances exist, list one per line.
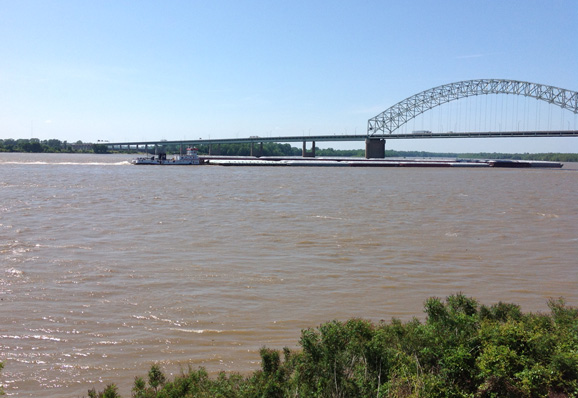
(148, 363), (166, 393)
(22, 141), (44, 152)
(45, 139), (63, 151)
(92, 144), (109, 154)
(86, 384), (120, 398)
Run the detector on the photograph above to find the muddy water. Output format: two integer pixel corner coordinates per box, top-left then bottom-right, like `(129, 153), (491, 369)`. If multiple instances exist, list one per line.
(1, 153), (577, 396)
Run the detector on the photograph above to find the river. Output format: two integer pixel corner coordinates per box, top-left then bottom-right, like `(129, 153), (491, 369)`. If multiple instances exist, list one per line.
(1, 153), (577, 397)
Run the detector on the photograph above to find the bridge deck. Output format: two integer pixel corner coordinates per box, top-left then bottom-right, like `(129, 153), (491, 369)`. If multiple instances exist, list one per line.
(106, 130), (578, 148)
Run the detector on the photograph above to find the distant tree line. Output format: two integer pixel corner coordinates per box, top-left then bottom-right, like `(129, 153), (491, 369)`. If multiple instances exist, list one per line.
(192, 143), (303, 157)
(2, 138), (578, 161)
(390, 149), (578, 162)
(0, 138), (110, 154)
(143, 143), (358, 157)
(149, 143), (578, 161)
(149, 142), (578, 161)
(0, 138), (69, 152)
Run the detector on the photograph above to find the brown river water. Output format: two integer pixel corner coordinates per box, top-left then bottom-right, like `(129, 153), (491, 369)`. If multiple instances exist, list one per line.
(1, 153), (577, 397)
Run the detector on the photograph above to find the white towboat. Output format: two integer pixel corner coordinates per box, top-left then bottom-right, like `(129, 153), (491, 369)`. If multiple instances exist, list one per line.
(131, 147), (202, 165)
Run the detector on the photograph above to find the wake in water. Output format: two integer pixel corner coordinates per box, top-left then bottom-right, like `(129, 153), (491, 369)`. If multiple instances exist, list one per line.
(0, 152), (133, 166)
(0, 161), (131, 166)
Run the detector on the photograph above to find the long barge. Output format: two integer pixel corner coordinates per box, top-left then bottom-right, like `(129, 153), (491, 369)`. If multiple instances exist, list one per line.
(130, 150), (563, 168)
(201, 157), (563, 168)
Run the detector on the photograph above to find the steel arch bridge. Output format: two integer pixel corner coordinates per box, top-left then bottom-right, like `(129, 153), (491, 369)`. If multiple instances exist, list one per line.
(367, 79), (578, 135)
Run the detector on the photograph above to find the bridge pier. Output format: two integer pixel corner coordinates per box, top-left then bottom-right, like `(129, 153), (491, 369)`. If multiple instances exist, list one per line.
(251, 142), (263, 157)
(302, 141), (316, 157)
(208, 144), (222, 155)
(365, 138), (385, 159)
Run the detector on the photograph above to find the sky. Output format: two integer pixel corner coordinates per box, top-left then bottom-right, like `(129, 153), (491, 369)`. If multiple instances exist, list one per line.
(1, 0), (577, 153)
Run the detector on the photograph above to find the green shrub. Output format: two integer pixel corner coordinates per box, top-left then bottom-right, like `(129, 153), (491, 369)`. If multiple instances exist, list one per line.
(84, 295), (578, 398)
(87, 384), (120, 398)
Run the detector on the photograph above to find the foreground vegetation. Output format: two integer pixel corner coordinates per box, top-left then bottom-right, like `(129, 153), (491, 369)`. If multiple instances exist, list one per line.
(2, 138), (578, 162)
(83, 294), (577, 398)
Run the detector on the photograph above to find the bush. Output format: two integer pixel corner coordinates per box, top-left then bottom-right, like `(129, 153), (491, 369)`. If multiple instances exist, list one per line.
(85, 295), (578, 398)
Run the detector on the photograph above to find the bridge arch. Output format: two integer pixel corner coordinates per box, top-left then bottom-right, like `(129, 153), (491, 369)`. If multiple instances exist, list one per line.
(367, 79), (578, 135)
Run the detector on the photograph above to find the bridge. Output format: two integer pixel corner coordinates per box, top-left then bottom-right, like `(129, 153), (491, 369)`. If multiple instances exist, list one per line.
(107, 79), (578, 158)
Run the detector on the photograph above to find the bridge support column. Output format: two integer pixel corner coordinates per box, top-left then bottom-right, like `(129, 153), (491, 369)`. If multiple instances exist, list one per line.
(209, 144), (222, 155)
(251, 142), (263, 157)
(365, 138), (385, 159)
(302, 141), (316, 157)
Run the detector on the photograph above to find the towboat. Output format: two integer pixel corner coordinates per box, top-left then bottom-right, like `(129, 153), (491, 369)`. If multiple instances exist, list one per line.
(131, 148), (202, 165)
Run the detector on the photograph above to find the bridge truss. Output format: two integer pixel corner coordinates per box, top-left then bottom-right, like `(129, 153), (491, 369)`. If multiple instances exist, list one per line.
(367, 79), (578, 135)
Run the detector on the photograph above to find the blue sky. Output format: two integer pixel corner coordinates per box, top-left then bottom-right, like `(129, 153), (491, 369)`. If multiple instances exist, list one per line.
(1, 0), (577, 153)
